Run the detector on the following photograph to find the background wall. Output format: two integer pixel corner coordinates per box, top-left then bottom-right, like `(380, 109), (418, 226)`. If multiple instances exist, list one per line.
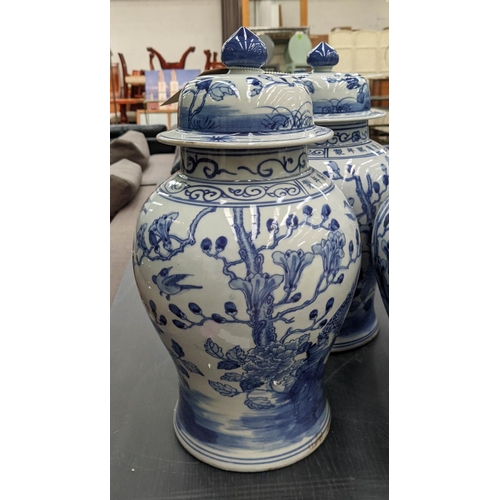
(110, 0), (389, 73)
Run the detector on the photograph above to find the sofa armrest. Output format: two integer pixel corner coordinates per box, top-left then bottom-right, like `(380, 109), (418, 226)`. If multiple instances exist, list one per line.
(110, 124), (175, 155)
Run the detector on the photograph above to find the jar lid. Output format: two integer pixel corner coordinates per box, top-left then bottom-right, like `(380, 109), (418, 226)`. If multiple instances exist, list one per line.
(157, 27), (333, 149)
(297, 41), (386, 124)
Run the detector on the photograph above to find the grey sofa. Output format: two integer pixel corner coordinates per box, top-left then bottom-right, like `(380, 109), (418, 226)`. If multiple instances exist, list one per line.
(110, 126), (177, 305)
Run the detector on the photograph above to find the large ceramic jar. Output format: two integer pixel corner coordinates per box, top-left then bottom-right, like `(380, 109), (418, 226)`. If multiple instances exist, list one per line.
(298, 42), (389, 352)
(372, 196), (389, 314)
(132, 28), (362, 472)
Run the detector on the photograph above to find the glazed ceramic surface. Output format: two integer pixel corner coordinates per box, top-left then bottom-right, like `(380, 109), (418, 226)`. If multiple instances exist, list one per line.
(132, 28), (362, 472)
(372, 196), (389, 314)
(300, 42), (389, 352)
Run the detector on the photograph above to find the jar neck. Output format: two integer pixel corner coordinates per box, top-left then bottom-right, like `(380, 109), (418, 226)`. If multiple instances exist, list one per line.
(179, 145), (309, 181)
(317, 120), (370, 147)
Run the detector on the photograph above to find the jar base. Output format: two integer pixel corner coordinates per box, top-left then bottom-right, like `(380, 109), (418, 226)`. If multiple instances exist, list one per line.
(330, 322), (379, 353)
(172, 401), (331, 472)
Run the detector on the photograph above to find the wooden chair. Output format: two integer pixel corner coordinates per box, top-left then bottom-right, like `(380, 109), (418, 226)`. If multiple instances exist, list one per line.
(203, 50), (226, 71)
(116, 53), (145, 123)
(147, 46), (196, 70)
(284, 32), (312, 73)
(118, 53), (145, 99)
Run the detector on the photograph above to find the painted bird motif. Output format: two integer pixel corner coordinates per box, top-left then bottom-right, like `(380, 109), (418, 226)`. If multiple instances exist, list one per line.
(152, 267), (203, 299)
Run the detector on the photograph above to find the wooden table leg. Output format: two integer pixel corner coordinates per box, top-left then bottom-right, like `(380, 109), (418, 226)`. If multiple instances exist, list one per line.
(120, 103), (128, 124)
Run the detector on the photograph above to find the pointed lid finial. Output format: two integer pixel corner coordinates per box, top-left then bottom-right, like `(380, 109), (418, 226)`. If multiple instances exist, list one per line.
(221, 27), (267, 68)
(306, 42), (339, 72)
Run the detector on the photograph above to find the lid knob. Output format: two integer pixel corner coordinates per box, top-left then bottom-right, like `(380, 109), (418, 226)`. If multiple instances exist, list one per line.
(221, 27), (268, 68)
(307, 42), (339, 71)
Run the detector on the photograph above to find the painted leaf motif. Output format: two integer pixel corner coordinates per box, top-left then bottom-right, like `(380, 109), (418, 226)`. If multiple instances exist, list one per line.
(208, 381), (239, 397)
(245, 397), (274, 410)
(178, 364), (190, 378)
(220, 372), (243, 382)
(204, 338), (225, 359)
(240, 377), (264, 392)
(182, 360), (204, 376)
(285, 333), (310, 353)
(226, 346), (247, 363)
(217, 360), (240, 370)
(171, 339), (184, 358)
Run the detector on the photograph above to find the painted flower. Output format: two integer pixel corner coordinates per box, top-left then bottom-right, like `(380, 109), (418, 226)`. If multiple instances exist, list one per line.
(242, 341), (298, 385)
(312, 231), (346, 279)
(208, 81), (239, 101)
(272, 249), (315, 293)
(148, 212), (179, 252)
(229, 273), (284, 315)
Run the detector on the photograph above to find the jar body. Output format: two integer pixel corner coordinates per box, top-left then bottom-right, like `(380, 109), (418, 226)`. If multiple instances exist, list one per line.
(372, 196), (389, 314)
(308, 121), (389, 351)
(132, 145), (361, 472)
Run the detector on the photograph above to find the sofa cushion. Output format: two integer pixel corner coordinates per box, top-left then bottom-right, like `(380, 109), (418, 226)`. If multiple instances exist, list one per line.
(110, 130), (150, 170)
(110, 159), (143, 219)
(141, 154), (173, 186)
(110, 124), (167, 140)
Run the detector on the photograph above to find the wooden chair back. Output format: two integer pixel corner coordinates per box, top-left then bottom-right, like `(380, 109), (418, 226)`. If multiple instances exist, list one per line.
(147, 46), (196, 70)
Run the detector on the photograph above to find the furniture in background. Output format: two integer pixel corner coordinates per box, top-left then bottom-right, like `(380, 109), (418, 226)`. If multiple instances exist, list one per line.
(248, 27), (310, 72)
(368, 76), (389, 145)
(110, 53), (146, 124)
(328, 28), (389, 76)
(324, 28), (389, 144)
(241, 0), (308, 27)
(203, 50), (226, 70)
(285, 31), (312, 72)
(110, 61), (120, 122)
(110, 98), (144, 124)
(110, 124), (175, 155)
(118, 53), (145, 99)
(147, 46), (196, 70)
(110, 126), (176, 304)
(136, 108), (178, 129)
(110, 62), (120, 99)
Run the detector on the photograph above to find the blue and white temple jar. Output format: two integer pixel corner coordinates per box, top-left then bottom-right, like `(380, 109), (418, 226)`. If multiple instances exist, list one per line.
(372, 196), (389, 314)
(298, 42), (389, 352)
(132, 28), (362, 472)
